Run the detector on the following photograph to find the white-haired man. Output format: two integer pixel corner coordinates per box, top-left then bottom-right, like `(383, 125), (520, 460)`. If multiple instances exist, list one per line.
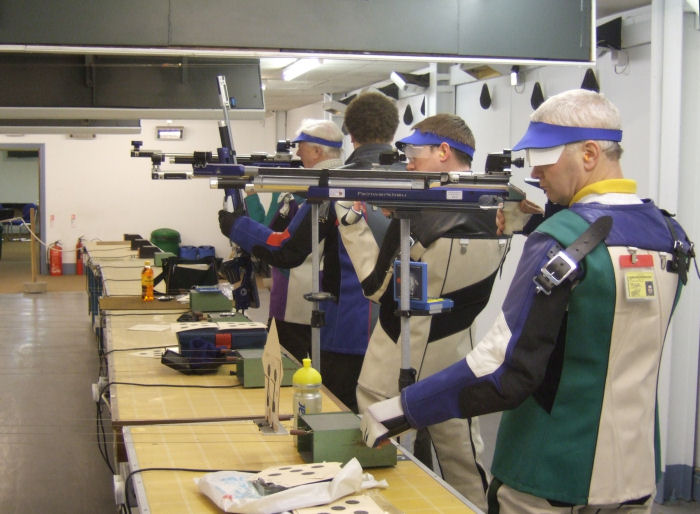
(361, 89), (694, 513)
(232, 119), (344, 363)
(218, 117), (382, 412)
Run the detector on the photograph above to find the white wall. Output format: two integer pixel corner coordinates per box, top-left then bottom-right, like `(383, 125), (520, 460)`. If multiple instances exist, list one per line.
(0, 116), (278, 266)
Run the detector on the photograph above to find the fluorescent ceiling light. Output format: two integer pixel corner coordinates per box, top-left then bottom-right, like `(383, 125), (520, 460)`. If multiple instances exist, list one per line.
(510, 65), (520, 86)
(389, 71), (429, 94)
(282, 58), (322, 81)
(156, 126), (184, 139)
(389, 71), (407, 89)
(0, 44), (594, 66)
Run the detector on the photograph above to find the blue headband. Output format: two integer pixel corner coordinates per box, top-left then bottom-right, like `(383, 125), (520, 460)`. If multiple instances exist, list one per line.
(292, 132), (343, 148)
(513, 121), (622, 151)
(396, 130), (475, 158)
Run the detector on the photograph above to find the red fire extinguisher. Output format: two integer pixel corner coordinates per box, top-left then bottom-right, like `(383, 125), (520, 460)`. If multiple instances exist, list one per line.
(49, 241), (63, 276)
(76, 237), (84, 275)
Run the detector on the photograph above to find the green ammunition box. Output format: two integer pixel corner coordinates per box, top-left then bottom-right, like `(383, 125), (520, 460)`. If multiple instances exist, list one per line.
(234, 349), (296, 388)
(297, 412), (397, 468)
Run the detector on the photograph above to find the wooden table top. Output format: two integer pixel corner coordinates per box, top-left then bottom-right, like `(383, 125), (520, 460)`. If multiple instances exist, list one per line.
(104, 313), (343, 428)
(123, 420), (478, 514)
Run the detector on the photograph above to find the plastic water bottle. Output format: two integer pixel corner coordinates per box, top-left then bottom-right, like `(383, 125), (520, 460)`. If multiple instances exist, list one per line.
(141, 261), (154, 301)
(292, 358), (322, 429)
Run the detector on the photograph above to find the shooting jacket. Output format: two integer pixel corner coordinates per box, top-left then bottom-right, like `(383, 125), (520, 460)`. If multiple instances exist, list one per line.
(399, 181), (692, 505)
(245, 191), (311, 324)
(227, 157), (378, 356)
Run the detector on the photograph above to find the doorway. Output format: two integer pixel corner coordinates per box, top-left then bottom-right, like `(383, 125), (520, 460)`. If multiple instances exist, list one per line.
(0, 144), (45, 287)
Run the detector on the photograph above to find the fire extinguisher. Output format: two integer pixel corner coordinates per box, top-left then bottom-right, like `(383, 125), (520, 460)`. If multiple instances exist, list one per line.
(76, 237), (84, 275)
(48, 241), (63, 276)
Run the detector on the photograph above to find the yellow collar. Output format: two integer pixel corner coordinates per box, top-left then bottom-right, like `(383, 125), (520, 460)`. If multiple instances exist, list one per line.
(570, 179), (637, 205)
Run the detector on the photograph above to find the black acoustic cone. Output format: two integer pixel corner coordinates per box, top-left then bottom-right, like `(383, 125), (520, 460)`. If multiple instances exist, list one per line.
(480, 83), (491, 109)
(531, 82), (545, 110)
(581, 68), (600, 92)
(403, 104), (413, 125)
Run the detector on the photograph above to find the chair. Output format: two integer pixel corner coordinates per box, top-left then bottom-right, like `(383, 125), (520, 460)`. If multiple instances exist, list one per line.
(9, 203), (36, 239)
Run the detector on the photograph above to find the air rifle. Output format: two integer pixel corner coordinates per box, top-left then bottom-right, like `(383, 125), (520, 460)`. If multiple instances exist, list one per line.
(212, 154), (525, 211)
(130, 140), (526, 209)
(130, 140), (526, 383)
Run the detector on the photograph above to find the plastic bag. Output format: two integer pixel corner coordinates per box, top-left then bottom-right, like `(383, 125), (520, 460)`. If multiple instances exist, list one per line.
(196, 458), (387, 514)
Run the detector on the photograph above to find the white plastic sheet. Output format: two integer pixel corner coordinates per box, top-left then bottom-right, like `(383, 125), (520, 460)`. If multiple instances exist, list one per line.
(196, 458), (388, 514)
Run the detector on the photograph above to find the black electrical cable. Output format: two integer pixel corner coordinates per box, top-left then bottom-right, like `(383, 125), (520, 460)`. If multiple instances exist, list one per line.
(100, 381), (242, 397)
(98, 310), (188, 316)
(103, 345), (174, 356)
(123, 466), (259, 513)
(94, 380), (242, 473)
(97, 264), (151, 268)
(90, 253), (137, 259)
(95, 400), (115, 474)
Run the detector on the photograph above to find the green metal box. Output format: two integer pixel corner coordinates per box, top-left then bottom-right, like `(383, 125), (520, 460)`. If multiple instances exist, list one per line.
(189, 289), (233, 313)
(234, 349), (296, 388)
(297, 412), (397, 468)
(154, 251), (176, 266)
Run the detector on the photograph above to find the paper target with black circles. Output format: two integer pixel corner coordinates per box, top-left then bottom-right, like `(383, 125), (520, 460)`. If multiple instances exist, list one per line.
(293, 493), (387, 513)
(256, 461), (342, 489)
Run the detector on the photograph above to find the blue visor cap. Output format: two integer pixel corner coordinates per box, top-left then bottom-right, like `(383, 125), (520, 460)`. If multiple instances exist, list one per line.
(292, 132), (343, 148)
(513, 121), (622, 151)
(396, 130), (475, 158)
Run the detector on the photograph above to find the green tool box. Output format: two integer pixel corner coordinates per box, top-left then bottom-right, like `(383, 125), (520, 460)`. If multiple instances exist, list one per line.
(297, 411), (397, 468)
(154, 251), (176, 266)
(234, 349), (296, 388)
(189, 286), (233, 313)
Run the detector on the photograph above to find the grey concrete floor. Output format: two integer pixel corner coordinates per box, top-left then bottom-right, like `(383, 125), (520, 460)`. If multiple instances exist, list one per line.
(0, 292), (116, 513)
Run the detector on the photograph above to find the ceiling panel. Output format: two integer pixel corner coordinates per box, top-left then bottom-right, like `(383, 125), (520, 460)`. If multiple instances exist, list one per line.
(260, 1), (651, 113)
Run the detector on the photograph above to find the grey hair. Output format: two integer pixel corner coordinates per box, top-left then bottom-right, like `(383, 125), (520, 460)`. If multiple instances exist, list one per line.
(295, 119), (344, 158)
(532, 89), (623, 160)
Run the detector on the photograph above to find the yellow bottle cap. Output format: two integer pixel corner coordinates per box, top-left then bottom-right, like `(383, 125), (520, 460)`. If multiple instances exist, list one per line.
(292, 358), (321, 386)
(144, 261), (151, 266)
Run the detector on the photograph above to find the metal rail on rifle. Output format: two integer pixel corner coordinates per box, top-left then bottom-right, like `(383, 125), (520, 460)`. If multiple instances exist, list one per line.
(130, 140), (526, 210)
(130, 140), (301, 180)
(210, 166), (526, 210)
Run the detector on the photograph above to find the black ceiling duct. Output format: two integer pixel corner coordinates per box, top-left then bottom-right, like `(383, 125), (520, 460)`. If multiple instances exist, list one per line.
(597, 17), (622, 50)
(377, 83), (399, 100)
(339, 94), (357, 105)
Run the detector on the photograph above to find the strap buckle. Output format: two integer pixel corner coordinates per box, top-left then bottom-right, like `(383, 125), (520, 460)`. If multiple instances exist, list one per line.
(533, 250), (578, 295)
